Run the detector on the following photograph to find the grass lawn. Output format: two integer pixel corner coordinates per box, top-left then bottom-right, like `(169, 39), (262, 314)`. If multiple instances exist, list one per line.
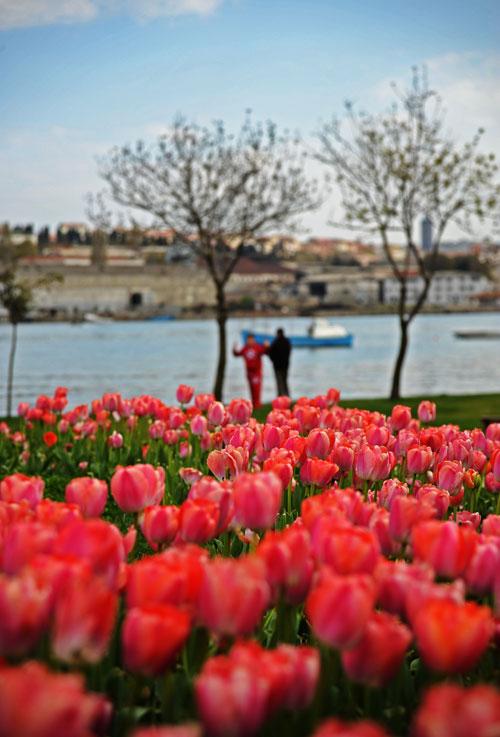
(255, 393), (500, 429)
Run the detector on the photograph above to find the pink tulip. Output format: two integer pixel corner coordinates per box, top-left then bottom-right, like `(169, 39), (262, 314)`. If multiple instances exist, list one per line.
(407, 446), (433, 475)
(306, 429), (331, 459)
(227, 398), (253, 424)
(233, 471), (282, 530)
(190, 414), (208, 436)
(110, 464), (165, 512)
(0, 473), (44, 508)
(417, 401), (436, 423)
(207, 401), (225, 426)
(65, 477), (108, 518)
(197, 557), (270, 637)
(435, 460), (463, 495)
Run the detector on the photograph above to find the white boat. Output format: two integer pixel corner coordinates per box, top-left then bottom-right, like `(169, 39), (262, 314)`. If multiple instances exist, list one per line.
(83, 312), (112, 323)
(308, 319), (350, 339)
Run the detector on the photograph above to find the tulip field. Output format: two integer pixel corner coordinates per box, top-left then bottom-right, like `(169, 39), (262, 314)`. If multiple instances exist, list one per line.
(1, 385), (500, 737)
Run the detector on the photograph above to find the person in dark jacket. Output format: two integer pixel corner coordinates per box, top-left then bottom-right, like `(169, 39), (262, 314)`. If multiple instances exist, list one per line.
(268, 328), (291, 397)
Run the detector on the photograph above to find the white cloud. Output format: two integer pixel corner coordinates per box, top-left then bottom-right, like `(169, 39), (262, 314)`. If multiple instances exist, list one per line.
(125, 0), (223, 20)
(0, 0), (223, 29)
(0, 0), (97, 29)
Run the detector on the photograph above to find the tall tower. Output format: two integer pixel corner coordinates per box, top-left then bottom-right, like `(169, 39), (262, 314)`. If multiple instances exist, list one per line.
(421, 215), (433, 252)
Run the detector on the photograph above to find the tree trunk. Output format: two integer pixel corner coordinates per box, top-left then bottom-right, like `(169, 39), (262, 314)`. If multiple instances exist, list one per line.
(390, 318), (409, 400)
(213, 283), (227, 401)
(7, 322), (18, 417)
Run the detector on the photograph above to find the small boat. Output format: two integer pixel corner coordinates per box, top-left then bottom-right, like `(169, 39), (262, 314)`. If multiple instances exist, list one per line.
(241, 320), (353, 348)
(147, 314), (176, 322)
(83, 312), (112, 323)
(454, 330), (500, 340)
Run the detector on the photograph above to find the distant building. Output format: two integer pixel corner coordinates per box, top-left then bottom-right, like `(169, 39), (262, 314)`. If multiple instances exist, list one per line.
(421, 215), (433, 252)
(380, 271), (493, 307)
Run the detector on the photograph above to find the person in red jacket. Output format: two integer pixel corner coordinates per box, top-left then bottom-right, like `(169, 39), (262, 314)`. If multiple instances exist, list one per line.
(232, 333), (269, 408)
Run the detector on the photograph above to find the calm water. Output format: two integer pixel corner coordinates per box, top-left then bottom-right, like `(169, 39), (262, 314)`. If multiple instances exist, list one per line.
(0, 313), (499, 412)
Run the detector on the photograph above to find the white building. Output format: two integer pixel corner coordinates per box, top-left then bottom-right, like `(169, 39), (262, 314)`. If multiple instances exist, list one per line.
(381, 271), (494, 306)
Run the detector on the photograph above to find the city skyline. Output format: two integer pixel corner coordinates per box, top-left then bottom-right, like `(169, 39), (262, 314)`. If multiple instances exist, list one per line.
(1, 0), (500, 239)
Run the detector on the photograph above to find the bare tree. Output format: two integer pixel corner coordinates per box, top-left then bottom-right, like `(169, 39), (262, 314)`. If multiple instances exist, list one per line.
(86, 192), (113, 272)
(0, 232), (60, 415)
(96, 115), (320, 399)
(316, 69), (499, 399)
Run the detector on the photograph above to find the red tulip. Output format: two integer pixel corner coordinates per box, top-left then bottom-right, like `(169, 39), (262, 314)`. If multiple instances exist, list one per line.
(233, 471), (282, 530)
(389, 495), (435, 542)
(122, 604), (191, 676)
(139, 505), (180, 550)
(411, 683), (500, 737)
(412, 598), (494, 673)
(52, 568), (118, 663)
(464, 541), (499, 596)
(391, 404), (412, 431)
(411, 520), (478, 579)
(230, 640), (320, 712)
(197, 557), (270, 637)
(195, 654), (270, 737)
(257, 522), (314, 604)
(341, 610), (412, 687)
(179, 498), (219, 543)
(0, 661), (111, 737)
(300, 458), (338, 487)
(306, 569), (376, 649)
(1, 520), (57, 575)
(53, 518), (125, 589)
(311, 519), (380, 575)
(110, 464), (165, 513)
(0, 570), (51, 657)
(375, 560), (433, 617)
(126, 546), (207, 613)
(0, 473), (44, 508)
(176, 384), (194, 405)
(188, 477), (234, 535)
(65, 477), (108, 518)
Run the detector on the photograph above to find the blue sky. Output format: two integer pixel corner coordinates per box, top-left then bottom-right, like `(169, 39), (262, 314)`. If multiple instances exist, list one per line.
(1, 0), (500, 237)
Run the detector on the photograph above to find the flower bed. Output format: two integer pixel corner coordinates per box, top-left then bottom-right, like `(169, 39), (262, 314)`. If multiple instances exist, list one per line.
(0, 385), (499, 737)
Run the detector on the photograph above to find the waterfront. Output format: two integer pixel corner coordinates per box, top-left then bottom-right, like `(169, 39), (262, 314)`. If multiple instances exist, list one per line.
(0, 312), (499, 412)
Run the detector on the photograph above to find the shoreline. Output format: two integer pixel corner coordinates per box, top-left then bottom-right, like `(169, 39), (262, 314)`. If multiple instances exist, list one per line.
(2, 304), (499, 325)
